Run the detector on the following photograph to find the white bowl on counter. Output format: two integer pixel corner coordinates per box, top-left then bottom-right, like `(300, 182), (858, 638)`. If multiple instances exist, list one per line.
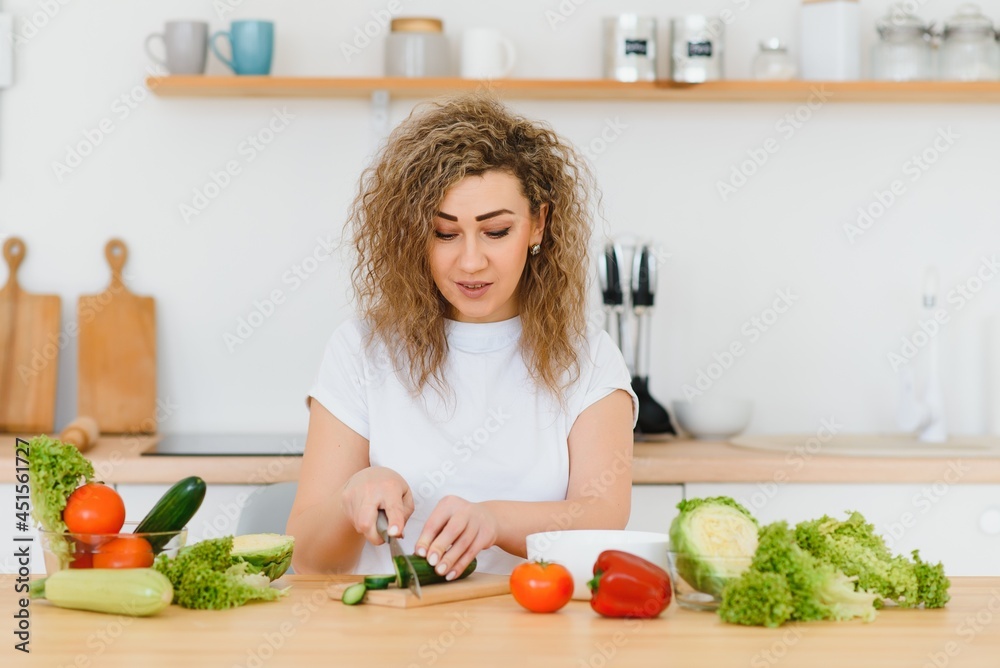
(671, 398), (753, 439)
(526, 530), (670, 600)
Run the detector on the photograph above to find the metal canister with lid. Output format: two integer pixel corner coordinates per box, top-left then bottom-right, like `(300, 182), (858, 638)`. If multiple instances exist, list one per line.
(602, 15), (657, 82)
(670, 16), (724, 83)
(871, 5), (933, 81)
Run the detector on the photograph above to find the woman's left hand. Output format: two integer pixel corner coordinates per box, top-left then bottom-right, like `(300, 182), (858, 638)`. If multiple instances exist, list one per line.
(414, 496), (499, 581)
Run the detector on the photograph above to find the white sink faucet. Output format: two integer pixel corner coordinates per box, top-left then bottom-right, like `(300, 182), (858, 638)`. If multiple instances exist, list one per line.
(897, 267), (947, 443)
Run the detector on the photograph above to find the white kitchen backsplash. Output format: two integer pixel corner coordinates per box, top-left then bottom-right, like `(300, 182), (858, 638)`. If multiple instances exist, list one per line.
(1, 0), (998, 435)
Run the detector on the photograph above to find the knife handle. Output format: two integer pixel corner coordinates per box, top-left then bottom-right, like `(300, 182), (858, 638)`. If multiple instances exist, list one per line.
(376, 509), (391, 541)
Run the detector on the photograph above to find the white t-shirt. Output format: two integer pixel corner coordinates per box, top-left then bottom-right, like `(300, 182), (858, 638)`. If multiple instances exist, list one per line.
(307, 315), (638, 575)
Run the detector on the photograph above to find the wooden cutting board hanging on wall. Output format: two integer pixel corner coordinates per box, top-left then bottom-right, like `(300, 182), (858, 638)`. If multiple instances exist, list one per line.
(0, 237), (61, 433)
(77, 239), (157, 434)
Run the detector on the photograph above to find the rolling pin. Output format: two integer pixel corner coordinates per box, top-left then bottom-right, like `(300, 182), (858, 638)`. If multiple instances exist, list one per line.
(59, 416), (99, 452)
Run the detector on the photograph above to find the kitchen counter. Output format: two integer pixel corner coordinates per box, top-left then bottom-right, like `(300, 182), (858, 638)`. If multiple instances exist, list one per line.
(8, 574), (999, 667)
(4, 432), (1000, 484)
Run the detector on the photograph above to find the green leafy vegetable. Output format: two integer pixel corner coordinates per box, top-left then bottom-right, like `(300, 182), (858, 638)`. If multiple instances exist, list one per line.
(25, 435), (95, 533)
(669, 496), (759, 597)
(716, 571), (793, 628)
(230, 533), (295, 581)
(153, 536), (288, 610)
(794, 511), (950, 608)
(719, 521), (878, 627)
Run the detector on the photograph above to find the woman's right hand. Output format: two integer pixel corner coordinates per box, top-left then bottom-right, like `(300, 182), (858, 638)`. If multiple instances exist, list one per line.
(341, 466), (414, 545)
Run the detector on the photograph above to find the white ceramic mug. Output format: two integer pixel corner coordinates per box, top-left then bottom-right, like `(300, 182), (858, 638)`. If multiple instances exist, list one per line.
(460, 28), (516, 79)
(145, 21), (209, 75)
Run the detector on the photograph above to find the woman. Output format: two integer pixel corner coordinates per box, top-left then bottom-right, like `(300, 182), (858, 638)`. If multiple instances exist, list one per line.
(288, 93), (637, 579)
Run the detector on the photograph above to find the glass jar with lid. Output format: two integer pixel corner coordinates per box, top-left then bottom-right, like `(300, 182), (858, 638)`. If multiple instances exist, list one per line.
(938, 3), (1000, 81)
(871, 5), (933, 81)
(384, 17), (452, 77)
(753, 39), (797, 80)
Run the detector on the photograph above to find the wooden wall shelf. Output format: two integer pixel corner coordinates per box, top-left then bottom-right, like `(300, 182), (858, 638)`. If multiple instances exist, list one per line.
(145, 75), (1000, 103)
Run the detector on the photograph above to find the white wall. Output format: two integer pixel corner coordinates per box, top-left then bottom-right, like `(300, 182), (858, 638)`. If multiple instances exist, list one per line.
(1, 0), (998, 437)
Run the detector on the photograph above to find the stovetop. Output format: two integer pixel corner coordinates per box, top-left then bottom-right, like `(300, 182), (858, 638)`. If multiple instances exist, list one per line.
(140, 433), (306, 457)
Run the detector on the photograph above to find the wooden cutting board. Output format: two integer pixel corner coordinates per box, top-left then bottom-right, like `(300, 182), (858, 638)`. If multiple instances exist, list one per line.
(0, 237), (61, 432)
(77, 239), (157, 434)
(328, 573), (510, 608)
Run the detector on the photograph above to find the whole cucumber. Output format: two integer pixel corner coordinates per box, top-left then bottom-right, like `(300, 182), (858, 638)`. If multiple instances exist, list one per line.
(134, 476), (207, 552)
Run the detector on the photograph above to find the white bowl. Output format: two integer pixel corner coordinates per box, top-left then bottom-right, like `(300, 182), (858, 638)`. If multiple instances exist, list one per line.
(526, 530), (670, 600)
(671, 398), (753, 439)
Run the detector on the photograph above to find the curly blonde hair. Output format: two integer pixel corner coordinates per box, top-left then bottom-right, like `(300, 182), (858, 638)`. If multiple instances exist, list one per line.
(348, 93), (595, 399)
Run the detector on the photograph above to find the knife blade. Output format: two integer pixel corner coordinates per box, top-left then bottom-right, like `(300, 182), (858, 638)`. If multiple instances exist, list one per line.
(376, 509), (422, 599)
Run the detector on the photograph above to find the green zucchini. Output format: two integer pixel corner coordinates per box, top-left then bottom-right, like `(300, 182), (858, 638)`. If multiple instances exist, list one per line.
(30, 568), (173, 616)
(363, 574), (394, 590)
(341, 582), (367, 605)
(393, 555), (477, 588)
(135, 476), (207, 552)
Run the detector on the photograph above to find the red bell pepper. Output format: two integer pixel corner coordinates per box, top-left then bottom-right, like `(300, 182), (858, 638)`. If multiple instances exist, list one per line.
(587, 550), (672, 618)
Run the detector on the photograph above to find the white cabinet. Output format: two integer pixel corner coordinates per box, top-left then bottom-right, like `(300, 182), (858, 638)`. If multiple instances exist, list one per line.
(686, 483), (1000, 576)
(0, 484), (42, 575)
(114, 484), (263, 545)
(626, 484), (684, 535)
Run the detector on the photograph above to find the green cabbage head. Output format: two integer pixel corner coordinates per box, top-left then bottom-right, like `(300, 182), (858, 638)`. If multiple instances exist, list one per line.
(230, 533), (295, 580)
(669, 497), (759, 597)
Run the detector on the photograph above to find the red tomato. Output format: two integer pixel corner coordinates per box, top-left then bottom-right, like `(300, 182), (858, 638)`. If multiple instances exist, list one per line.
(69, 540), (93, 569)
(63, 483), (126, 535)
(93, 536), (154, 569)
(510, 560), (574, 613)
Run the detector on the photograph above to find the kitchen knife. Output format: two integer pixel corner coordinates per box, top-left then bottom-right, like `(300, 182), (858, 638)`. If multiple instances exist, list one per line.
(377, 509), (422, 599)
(598, 243), (626, 351)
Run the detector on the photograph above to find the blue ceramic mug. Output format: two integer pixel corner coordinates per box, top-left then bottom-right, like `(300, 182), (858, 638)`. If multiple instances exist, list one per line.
(211, 20), (274, 75)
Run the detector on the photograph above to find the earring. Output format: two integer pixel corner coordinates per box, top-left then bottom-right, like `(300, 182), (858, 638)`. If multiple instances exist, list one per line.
(529, 243), (541, 256)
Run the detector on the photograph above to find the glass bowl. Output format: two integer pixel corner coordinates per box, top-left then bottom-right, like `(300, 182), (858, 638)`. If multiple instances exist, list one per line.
(666, 550), (753, 611)
(39, 521), (187, 574)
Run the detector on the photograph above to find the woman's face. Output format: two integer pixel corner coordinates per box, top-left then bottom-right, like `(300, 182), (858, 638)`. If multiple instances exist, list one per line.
(429, 171), (546, 323)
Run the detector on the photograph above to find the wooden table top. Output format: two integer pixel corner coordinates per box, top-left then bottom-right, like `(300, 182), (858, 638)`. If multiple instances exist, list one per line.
(5, 575), (999, 667)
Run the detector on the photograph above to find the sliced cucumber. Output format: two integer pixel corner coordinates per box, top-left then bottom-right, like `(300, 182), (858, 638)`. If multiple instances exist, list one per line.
(364, 575), (394, 590)
(393, 555), (477, 588)
(341, 583), (367, 605)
